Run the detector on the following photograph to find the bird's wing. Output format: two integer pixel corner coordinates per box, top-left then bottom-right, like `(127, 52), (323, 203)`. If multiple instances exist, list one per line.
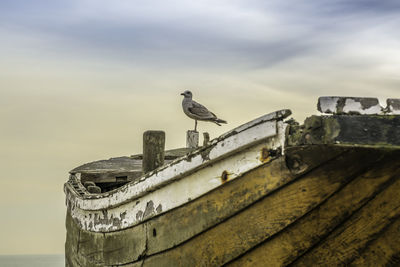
(188, 101), (216, 119)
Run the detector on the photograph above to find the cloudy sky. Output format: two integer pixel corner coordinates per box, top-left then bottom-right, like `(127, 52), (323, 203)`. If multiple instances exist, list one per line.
(1, 0), (399, 255)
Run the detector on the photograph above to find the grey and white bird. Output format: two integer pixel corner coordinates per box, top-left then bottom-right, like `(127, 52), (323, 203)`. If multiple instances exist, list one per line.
(181, 90), (227, 131)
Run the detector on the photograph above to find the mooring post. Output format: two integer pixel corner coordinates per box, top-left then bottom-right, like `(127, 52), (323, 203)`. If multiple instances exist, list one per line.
(143, 130), (165, 173)
(186, 130), (199, 148)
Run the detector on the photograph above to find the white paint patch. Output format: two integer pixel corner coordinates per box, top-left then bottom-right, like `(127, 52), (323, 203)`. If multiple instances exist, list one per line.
(318, 97), (339, 114)
(343, 99), (381, 114)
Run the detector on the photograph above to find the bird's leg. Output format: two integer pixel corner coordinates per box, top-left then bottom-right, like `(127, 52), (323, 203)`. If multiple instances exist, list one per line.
(194, 120), (198, 132)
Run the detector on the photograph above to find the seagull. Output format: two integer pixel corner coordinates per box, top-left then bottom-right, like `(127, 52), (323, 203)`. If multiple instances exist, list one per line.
(181, 90), (227, 131)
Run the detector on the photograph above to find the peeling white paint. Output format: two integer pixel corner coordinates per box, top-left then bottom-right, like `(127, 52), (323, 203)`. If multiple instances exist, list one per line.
(222, 109), (290, 136)
(318, 97), (339, 114)
(342, 99), (381, 114)
(318, 96), (383, 115)
(65, 111), (288, 232)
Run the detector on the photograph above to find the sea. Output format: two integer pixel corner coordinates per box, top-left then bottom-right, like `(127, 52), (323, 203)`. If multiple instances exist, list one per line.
(0, 255), (64, 267)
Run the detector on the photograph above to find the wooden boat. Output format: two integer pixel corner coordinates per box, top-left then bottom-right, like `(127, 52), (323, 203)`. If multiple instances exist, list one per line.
(64, 97), (400, 266)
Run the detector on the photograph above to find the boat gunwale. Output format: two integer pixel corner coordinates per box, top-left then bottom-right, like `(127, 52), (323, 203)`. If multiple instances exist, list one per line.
(64, 109), (291, 211)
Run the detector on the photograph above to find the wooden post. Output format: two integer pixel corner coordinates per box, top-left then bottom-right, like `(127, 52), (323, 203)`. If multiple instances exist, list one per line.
(186, 130), (199, 149)
(203, 132), (210, 146)
(143, 131), (165, 173)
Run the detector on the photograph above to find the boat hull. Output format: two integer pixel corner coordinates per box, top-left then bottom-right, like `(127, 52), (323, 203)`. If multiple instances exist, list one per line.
(65, 146), (400, 266)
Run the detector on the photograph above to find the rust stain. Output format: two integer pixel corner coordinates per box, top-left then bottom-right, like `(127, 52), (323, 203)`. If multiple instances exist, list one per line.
(260, 148), (271, 163)
(260, 148), (281, 163)
(221, 170), (229, 183)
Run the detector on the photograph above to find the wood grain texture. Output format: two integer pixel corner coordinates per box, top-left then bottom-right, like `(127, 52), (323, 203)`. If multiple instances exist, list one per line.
(227, 151), (399, 267)
(99, 146), (343, 260)
(292, 162), (400, 266)
(145, 157), (294, 256)
(77, 230), (104, 266)
(65, 212), (82, 267)
(103, 223), (147, 266)
(140, 150), (373, 267)
(349, 217), (400, 266)
(143, 131), (165, 173)
(144, 146), (344, 256)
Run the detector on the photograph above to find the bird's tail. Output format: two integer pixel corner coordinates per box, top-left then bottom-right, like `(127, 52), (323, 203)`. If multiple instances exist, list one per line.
(214, 118), (227, 126)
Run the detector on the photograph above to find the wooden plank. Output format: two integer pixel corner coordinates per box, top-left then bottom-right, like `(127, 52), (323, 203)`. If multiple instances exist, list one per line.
(65, 210), (148, 266)
(227, 151), (399, 267)
(65, 212), (105, 267)
(77, 229), (104, 266)
(103, 224), (147, 266)
(287, 115), (400, 149)
(291, 163), (400, 266)
(63, 146), (342, 266)
(71, 157), (142, 174)
(65, 212), (82, 267)
(145, 146), (344, 256)
(87, 145), (339, 263)
(140, 150), (376, 267)
(145, 157), (294, 256)
(349, 217), (400, 266)
(78, 146), (344, 265)
(81, 171), (142, 184)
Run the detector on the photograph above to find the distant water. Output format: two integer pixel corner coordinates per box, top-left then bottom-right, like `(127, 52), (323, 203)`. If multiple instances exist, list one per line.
(0, 255), (64, 267)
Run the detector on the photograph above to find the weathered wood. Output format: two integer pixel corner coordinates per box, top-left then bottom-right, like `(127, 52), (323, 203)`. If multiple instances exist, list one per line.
(72, 149), (191, 185)
(66, 121), (284, 232)
(186, 130), (199, 148)
(203, 132), (210, 146)
(143, 131), (165, 173)
(86, 147), (343, 264)
(227, 151), (399, 267)
(140, 150), (375, 267)
(292, 165), (400, 266)
(72, 149), (192, 181)
(288, 115), (400, 148)
(65, 212), (105, 267)
(77, 229), (104, 266)
(65, 212), (81, 267)
(64, 146), (343, 266)
(71, 157), (142, 175)
(103, 224), (147, 266)
(81, 171), (142, 184)
(72, 147), (344, 265)
(145, 146), (344, 256)
(349, 217), (400, 266)
(145, 158), (294, 257)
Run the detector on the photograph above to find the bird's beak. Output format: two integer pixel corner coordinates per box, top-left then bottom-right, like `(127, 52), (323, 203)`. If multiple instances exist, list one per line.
(180, 93), (184, 96)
